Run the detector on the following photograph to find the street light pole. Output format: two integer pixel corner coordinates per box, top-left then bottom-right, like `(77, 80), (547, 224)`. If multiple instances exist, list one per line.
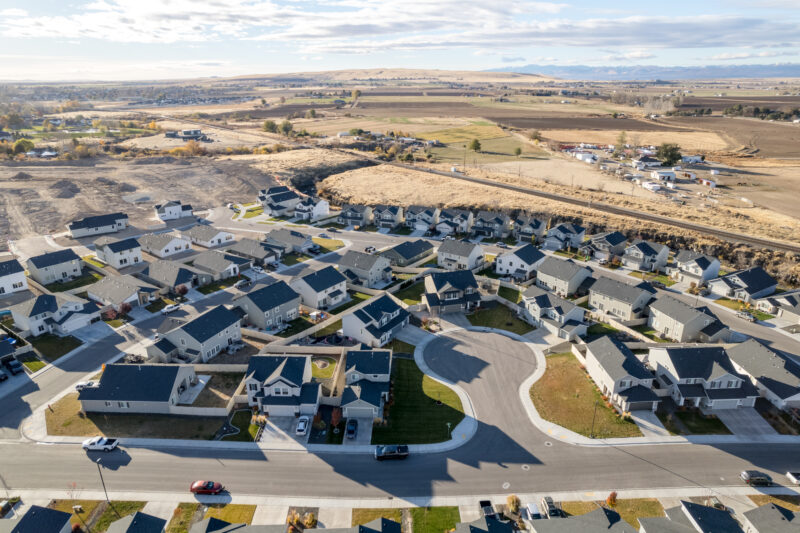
(590, 400), (599, 439)
(95, 459), (120, 518)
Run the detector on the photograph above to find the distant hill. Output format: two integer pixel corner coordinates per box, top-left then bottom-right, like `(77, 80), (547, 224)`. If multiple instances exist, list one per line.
(231, 68), (555, 84)
(486, 63), (800, 81)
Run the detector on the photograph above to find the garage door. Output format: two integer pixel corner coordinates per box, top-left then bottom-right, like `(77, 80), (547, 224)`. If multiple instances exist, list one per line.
(627, 401), (654, 411)
(265, 405), (297, 417)
(345, 407), (375, 419)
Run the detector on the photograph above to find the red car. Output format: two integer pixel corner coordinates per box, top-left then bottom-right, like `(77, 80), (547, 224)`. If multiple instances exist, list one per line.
(190, 480), (224, 495)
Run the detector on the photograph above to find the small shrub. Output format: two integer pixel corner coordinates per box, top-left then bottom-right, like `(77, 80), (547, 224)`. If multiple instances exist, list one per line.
(303, 512), (317, 528)
(606, 491), (618, 508)
(507, 494), (521, 514)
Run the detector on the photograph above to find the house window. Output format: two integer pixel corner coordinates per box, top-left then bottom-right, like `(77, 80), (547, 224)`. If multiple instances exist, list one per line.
(105, 401), (112, 407)
(727, 380), (735, 388)
(118, 401), (129, 408)
(248, 383), (258, 391)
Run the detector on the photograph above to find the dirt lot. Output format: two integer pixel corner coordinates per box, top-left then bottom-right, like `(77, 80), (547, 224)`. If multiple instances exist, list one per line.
(486, 115), (683, 131)
(680, 95), (800, 112)
(661, 116), (800, 158)
(538, 129), (731, 152)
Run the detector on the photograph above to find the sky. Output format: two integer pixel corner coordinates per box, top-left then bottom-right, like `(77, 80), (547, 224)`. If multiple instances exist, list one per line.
(1, 0), (799, 81)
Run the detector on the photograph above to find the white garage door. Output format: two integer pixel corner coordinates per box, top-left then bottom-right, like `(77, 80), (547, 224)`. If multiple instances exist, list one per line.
(265, 405), (297, 417)
(345, 407), (375, 419)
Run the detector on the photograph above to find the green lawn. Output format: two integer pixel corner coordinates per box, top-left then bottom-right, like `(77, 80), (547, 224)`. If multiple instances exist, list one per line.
(313, 319), (342, 338)
(386, 338), (416, 354)
(330, 292), (371, 314)
(352, 509), (403, 526)
(48, 499), (103, 527)
(93, 501), (146, 532)
(81, 255), (106, 268)
(319, 222), (347, 229)
(497, 286), (521, 303)
(372, 359), (465, 444)
(276, 317), (314, 338)
(627, 271), (676, 287)
(674, 411), (732, 434)
(282, 252), (312, 266)
(631, 325), (670, 342)
(166, 503), (199, 533)
(393, 281), (425, 304)
(586, 322), (619, 336)
(44, 271), (104, 292)
(312, 356), (338, 379)
(751, 309), (775, 321)
(476, 267), (502, 279)
(17, 353), (46, 372)
(145, 297), (176, 313)
(655, 411), (682, 435)
(358, 224), (379, 232)
(391, 226), (414, 235)
(242, 206), (264, 218)
(197, 276), (240, 294)
(102, 314), (130, 328)
(312, 237), (345, 253)
(560, 499), (664, 529)
(222, 410), (259, 442)
(467, 305), (533, 335)
(529, 353), (642, 438)
(411, 507), (461, 533)
(30, 334), (83, 361)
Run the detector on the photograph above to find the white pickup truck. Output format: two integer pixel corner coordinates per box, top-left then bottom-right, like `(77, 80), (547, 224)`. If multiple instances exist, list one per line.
(82, 436), (119, 452)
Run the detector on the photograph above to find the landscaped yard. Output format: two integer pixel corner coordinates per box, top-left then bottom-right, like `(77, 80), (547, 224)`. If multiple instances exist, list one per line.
(655, 411), (682, 435)
(167, 503), (200, 533)
(632, 325), (670, 342)
(586, 322), (619, 337)
(352, 508), (403, 526)
(276, 317), (314, 338)
(145, 297), (176, 313)
(82, 255), (106, 268)
(49, 499), (103, 527)
(204, 504), (257, 524)
(17, 353), (46, 372)
(93, 501), (146, 532)
(386, 338), (416, 354)
(467, 304), (533, 335)
(242, 206), (264, 218)
(197, 276), (240, 295)
(222, 410), (259, 442)
(391, 226), (414, 235)
(529, 353), (642, 438)
(410, 507), (461, 533)
(560, 499), (664, 529)
(313, 319), (342, 338)
(372, 359), (464, 444)
(674, 410), (732, 434)
(749, 495), (800, 511)
(713, 298), (774, 320)
(497, 286), (521, 303)
(628, 271), (676, 287)
(476, 267), (502, 279)
(190, 372), (244, 408)
(102, 313), (130, 328)
(312, 236), (345, 253)
(45, 271), (104, 292)
(312, 356), (337, 379)
(393, 280), (425, 305)
(30, 333), (83, 361)
(282, 252), (313, 266)
(330, 291), (371, 314)
(319, 222), (347, 229)
(46, 393), (225, 439)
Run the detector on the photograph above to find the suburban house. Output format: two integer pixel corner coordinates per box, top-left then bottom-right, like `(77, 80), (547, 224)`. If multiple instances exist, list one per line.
(9, 293), (100, 337)
(513, 214), (546, 242)
(138, 232), (192, 258)
(233, 280), (301, 332)
(404, 205), (440, 231)
(294, 196), (330, 221)
(106, 512), (167, 533)
(543, 222), (585, 251)
(0, 256), (28, 297)
(263, 228), (314, 254)
(373, 205), (404, 229)
(94, 236), (142, 269)
(381, 239), (434, 267)
(742, 502), (799, 533)
(756, 288), (800, 325)
(708, 266), (777, 303)
(154, 200), (194, 221)
(728, 339), (800, 411)
(647, 295), (729, 343)
(146, 305), (242, 363)
(423, 270), (480, 316)
(529, 507), (637, 532)
(579, 231), (628, 261)
(181, 225), (234, 248)
(584, 336), (660, 412)
(290, 266), (348, 310)
(648, 346), (759, 410)
(66, 212), (129, 238)
(341, 349), (392, 420)
(309, 519), (400, 533)
(669, 250), (721, 284)
(338, 204), (373, 227)
(437, 239), (484, 271)
(226, 237), (281, 266)
(342, 294), (410, 347)
(0, 505), (72, 533)
(191, 250), (247, 280)
(244, 355), (320, 416)
(139, 259), (213, 293)
(622, 240), (670, 272)
(338, 250), (392, 288)
(25, 248), (82, 285)
(78, 364), (199, 414)
(190, 519), (287, 533)
(588, 276), (655, 320)
(472, 211), (511, 239)
(535, 257), (592, 297)
(640, 501), (745, 533)
(494, 243), (545, 280)
(436, 209), (473, 235)
(258, 185), (302, 216)
(86, 274), (159, 310)
(520, 286), (587, 340)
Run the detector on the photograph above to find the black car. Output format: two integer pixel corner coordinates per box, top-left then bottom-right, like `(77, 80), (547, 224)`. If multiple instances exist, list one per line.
(0, 369), (8, 382)
(3, 358), (23, 375)
(478, 500), (495, 518)
(375, 445), (409, 461)
(345, 419), (358, 439)
(541, 496), (561, 518)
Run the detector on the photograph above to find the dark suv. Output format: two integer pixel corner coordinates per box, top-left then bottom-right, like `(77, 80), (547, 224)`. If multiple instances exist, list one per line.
(345, 419), (358, 439)
(741, 470), (773, 486)
(375, 445), (410, 461)
(3, 358), (23, 376)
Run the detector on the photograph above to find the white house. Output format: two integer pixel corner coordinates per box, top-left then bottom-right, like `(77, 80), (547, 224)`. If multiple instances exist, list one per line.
(294, 197), (330, 221)
(520, 286), (586, 340)
(25, 249), (83, 286)
(342, 295), (410, 347)
(258, 186), (302, 217)
(341, 349), (392, 420)
(543, 222), (585, 251)
(535, 257), (592, 297)
(67, 212), (129, 238)
(244, 355), (320, 416)
(94, 237), (142, 269)
(0, 256), (28, 297)
(181, 225), (234, 248)
(707, 266), (777, 303)
(436, 209), (473, 235)
(290, 266), (348, 310)
(622, 240), (670, 273)
(138, 232), (193, 258)
(669, 250), (721, 284)
(405, 206), (440, 231)
(588, 277), (655, 320)
(494, 243), (545, 280)
(9, 293), (100, 337)
(437, 239), (484, 271)
(154, 200), (194, 221)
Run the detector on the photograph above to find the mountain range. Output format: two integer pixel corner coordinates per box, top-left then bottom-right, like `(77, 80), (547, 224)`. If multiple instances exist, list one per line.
(488, 63), (800, 81)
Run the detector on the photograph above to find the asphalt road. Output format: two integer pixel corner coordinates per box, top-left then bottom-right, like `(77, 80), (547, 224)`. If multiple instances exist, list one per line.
(1, 330), (799, 498)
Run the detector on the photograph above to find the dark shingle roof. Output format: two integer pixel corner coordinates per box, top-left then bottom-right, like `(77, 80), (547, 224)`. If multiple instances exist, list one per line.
(141, 259), (203, 287)
(88, 275), (157, 304)
(345, 349), (391, 375)
(226, 238), (279, 260)
(551, 222), (585, 235)
(68, 212), (127, 230)
(246, 355), (306, 386)
(0, 257), (24, 277)
(510, 243), (544, 265)
(27, 248), (80, 269)
(0, 505), (71, 533)
(192, 250), (238, 274)
(296, 266), (346, 292)
(727, 339), (800, 400)
(342, 379), (389, 408)
(138, 232), (188, 251)
(106, 511), (167, 533)
(183, 224), (230, 242)
(522, 286), (577, 316)
(713, 266), (777, 295)
(374, 205), (400, 216)
(587, 336), (652, 381)
(675, 250), (715, 270)
(649, 295), (713, 325)
(240, 280), (299, 312)
(589, 231), (627, 247)
(384, 239), (433, 261)
(78, 364), (181, 402)
(428, 270), (478, 293)
(656, 346), (740, 381)
(179, 305), (240, 343)
(626, 239), (667, 257)
(95, 236), (140, 253)
(677, 501), (744, 533)
(10, 293), (84, 317)
(743, 503), (798, 532)
(514, 214), (544, 230)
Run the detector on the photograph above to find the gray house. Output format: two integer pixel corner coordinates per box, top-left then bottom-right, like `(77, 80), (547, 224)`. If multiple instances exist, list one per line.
(0, 505), (72, 533)
(543, 222), (585, 250)
(521, 286), (587, 340)
(405, 205), (440, 231)
(338, 204), (373, 227)
(669, 250), (721, 284)
(86, 274), (159, 309)
(742, 503), (799, 533)
(436, 209), (473, 235)
(756, 288), (800, 325)
(584, 336), (659, 412)
(381, 239), (434, 267)
(437, 239), (484, 271)
(373, 205), (404, 228)
(78, 364), (198, 415)
(494, 243), (545, 280)
(244, 355), (320, 416)
(146, 305), (242, 363)
(579, 231), (627, 261)
(647, 295), (729, 343)
(640, 501), (744, 533)
(728, 339), (800, 412)
(26, 248), (82, 285)
(290, 266), (348, 309)
(513, 214), (546, 242)
(342, 349), (391, 420)
(94, 236), (142, 269)
(191, 250), (247, 280)
(423, 270), (480, 316)
(708, 266), (777, 303)
(535, 257), (592, 297)
(139, 259), (213, 293)
(529, 507), (636, 533)
(9, 293), (100, 337)
(226, 237), (281, 266)
(258, 185), (301, 216)
(107, 512), (167, 533)
(181, 225), (234, 248)
(342, 294), (410, 347)
(472, 211), (511, 239)
(138, 232), (192, 259)
(233, 281), (300, 331)
(622, 240), (670, 273)
(263, 228), (314, 254)
(67, 212), (129, 238)
(588, 277), (655, 320)
(338, 250), (392, 288)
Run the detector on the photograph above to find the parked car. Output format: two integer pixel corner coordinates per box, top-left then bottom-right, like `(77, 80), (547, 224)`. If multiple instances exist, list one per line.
(233, 279), (251, 289)
(375, 445), (409, 461)
(345, 419), (358, 439)
(741, 470), (773, 486)
(328, 228), (339, 233)
(295, 416), (310, 436)
(364, 246), (377, 254)
(496, 242), (509, 249)
(786, 471), (800, 484)
(525, 502), (543, 521)
(75, 381), (96, 391)
(3, 358), (23, 375)
(0, 369), (8, 382)
(251, 266), (264, 274)
(82, 436), (118, 452)
(541, 496), (561, 518)
(190, 480), (224, 495)
(319, 233), (330, 239)
(478, 500), (495, 518)
(736, 311), (756, 322)
(161, 303), (182, 315)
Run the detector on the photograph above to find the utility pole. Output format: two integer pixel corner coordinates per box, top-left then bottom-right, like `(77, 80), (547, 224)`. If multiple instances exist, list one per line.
(96, 459), (120, 518)
(590, 400), (599, 439)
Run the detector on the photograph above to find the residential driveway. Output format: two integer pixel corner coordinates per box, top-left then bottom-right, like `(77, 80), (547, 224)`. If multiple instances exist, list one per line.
(396, 325), (436, 347)
(438, 313), (472, 330)
(73, 321), (114, 343)
(630, 410), (672, 438)
(342, 417), (373, 446)
(258, 416), (309, 449)
(714, 408), (778, 436)
(409, 229), (426, 238)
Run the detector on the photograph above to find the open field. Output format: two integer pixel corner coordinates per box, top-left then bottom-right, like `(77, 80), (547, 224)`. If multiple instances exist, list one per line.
(539, 129), (732, 152)
(662, 116), (800, 158)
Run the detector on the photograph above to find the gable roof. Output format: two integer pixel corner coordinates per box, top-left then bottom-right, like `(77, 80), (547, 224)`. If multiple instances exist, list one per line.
(536, 256), (589, 281)
(179, 305), (240, 343)
(27, 248), (80, 269)
(339, 250), (384, 271)
(350, 295), (410, 336)
(95, 236), (140, 253)
(590, 276), (655, 305)
(522, 508), (636, 533)
(626, 239), (668, 257)
(138, 231), (188, 250)
(0, 505), (71, 533)
(296, 266), (346, 292)
(514, 214), (545, 230)
(183, 224), (230, 241)
(264, 228), (311, 248)
(743, 503), (799, 532)
(0, 257), (24, 277)
(727, 339), (800, 400)
(239, 280), (300, 312)
(226, 238), (280, 260)
(439, 208), (471, 221)
(649, 295), (715, 325)
(655, 346), (741, 381)
(677, 501), (744, 533)
(428, 270), (478, 293)
(453, 517), (515, 533)
(342, 204), (369, 215)
(246, 355), (307, 386)
(675, 250), (716, 270)
(155, 200), (191, 213)
(587, 336), (652, 381)
(438, 239), (481, 257)
(384, 239), (433, 261)
(10, 292), (84, 317)
(550, 222), (585, 235)
(192, 250), (238, 274)
(406, 205), (438, 217)
(374, 205), (400, 215)
(345, 349), (391, 375)
(106, 511), (167, 533)
(522, 286), (577, 315)
(142, 259), (204, 287)
(510, 243), (544, 265)
(588, 231), (627, 247)
(342, 379), (389, 408)
(88, 274), (157, 304)
(713, 266), (777, 295)
(79, 364), (182, 402)
(324, 518), (402, 533)
(68, 212), (128, 230)
(474, 211), (509, 225)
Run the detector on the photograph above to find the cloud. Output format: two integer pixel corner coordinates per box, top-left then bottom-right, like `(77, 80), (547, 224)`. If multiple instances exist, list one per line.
(501, 56), (527, 63)
(710, 50), (797, 60)
(602, 49), (655, 61)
